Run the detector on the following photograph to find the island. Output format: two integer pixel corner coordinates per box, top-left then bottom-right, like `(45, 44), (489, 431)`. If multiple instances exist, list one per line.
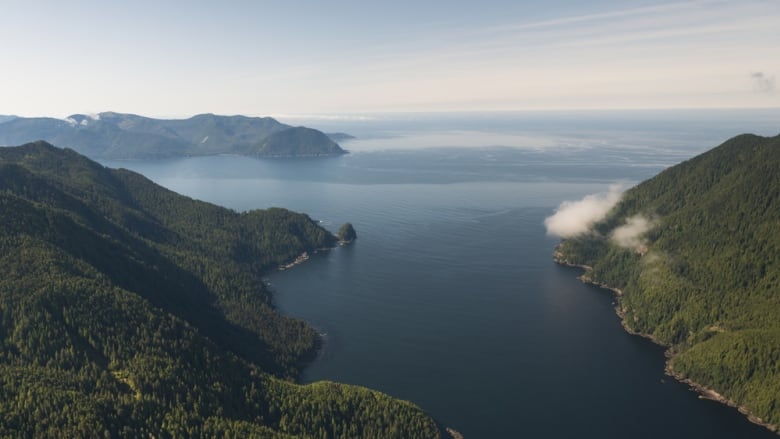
(0, 141), (446, 438)
(554, 133), (780, 433)
(0, 112), (348, 159)
(337, 222), (358, 244)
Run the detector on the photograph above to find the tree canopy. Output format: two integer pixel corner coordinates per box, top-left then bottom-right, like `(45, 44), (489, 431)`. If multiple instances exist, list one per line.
(0, 142), (442, 438)
(556, 133), (780, 429)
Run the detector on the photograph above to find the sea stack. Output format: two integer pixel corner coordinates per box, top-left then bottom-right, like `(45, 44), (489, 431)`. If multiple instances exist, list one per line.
(337, 222), (357, 244)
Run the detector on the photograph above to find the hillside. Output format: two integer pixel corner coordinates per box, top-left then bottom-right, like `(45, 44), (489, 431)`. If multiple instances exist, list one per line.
(0, 113), (347, 159)
(0, 142), (441, 438)
(258, 127), (346, 157)
(555, 133), (780, 431)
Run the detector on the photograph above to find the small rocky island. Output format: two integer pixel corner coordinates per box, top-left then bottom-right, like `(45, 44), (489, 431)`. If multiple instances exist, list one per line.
(337, 222), (357, 244)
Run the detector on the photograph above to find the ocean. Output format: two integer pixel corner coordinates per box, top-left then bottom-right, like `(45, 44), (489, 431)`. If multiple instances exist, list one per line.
(101, 108), (780, 438)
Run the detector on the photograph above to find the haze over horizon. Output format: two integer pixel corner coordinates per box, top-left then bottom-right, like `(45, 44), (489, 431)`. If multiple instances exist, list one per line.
(2, 0), (778, 118)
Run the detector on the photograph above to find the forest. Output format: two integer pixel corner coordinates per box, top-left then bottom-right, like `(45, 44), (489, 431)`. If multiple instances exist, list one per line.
(556, 133), (780, 430)
(0, 142), (443, 438)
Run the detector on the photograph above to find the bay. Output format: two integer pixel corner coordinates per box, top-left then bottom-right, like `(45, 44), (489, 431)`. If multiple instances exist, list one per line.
(101, 109), (780, 438)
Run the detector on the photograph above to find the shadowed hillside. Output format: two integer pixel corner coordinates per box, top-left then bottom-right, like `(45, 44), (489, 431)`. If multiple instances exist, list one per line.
(0, 142), (441, 438)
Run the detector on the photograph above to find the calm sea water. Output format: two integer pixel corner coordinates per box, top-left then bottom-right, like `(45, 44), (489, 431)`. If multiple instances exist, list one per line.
(102, 110), (780, 438)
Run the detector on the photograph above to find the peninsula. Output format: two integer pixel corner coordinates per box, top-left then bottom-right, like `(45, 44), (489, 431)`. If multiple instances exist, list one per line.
(0, 141), (444, 438)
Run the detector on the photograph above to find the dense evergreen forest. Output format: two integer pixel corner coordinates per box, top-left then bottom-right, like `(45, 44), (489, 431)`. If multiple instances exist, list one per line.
(556, 133), (780, 431)
(0, 142), (443, 438)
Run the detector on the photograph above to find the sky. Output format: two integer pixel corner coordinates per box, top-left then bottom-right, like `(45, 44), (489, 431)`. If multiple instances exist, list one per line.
(1, 0), (778, 118)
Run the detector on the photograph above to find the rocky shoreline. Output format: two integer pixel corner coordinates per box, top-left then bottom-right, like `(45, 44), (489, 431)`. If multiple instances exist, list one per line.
(278, 245), (337, 271)
(278, 252), (311, 270)
(553, 251), (779, 435)
(665, 366), (777, 433)
(445, 427), (465, 439)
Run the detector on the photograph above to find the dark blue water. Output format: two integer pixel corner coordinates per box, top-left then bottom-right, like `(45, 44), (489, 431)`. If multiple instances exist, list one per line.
(101, 110), (780, 438)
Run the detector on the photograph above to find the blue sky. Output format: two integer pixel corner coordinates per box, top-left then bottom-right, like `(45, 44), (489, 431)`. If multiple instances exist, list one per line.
(1, 0), (778, 117)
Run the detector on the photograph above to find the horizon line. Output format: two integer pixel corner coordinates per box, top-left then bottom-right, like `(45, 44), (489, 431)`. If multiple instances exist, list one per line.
(3, 106), (780, 121)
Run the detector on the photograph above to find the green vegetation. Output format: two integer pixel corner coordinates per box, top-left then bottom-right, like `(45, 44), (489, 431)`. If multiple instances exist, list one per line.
(0, 142), (441, 438)
(556, 133), (780, 429)
(337, 223), (357, 243)
(0, 113), (347, 159)
(258, 127), (344, 157)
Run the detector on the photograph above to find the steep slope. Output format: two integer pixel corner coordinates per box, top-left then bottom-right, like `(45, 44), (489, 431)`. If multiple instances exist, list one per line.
(258, 127), (344, 157)
(556, 133), (780, 431)
(0, 113), (347, 159)
(0, 142), (441, 438)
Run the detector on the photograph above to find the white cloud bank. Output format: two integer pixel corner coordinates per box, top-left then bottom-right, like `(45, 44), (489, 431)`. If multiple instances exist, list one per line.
(544, 185), (623, 238)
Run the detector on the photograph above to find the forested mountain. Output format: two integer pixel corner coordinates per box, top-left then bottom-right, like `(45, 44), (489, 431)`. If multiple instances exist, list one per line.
(556, 133), (780, 431)
(257, 127), (345, 157)
(0, 113), (346, 159)
(0, 142), (442, 438)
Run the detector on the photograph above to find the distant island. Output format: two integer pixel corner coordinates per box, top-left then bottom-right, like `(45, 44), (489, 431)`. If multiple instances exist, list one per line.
(555, 133), (780, 433)
(0, 112), (348, 159)
(0, 141), (446, 438)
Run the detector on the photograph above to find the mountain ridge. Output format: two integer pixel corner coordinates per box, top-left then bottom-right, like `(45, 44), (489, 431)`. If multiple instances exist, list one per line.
(0, 112), (347, 159)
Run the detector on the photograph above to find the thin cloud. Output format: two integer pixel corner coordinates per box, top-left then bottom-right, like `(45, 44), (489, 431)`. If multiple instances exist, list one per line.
(611, 215), (654, 251)
(478, 1), (714, 35)
(751, 72), (776, 94)
(453, 3), (777, 60)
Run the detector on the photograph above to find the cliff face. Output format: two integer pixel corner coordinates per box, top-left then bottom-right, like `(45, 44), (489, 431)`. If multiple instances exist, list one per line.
(556, 133), (780, 431)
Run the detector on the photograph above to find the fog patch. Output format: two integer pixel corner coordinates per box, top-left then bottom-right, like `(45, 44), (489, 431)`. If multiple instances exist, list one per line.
(611, 215), (654, 252)
(640, 249), (665, 277)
